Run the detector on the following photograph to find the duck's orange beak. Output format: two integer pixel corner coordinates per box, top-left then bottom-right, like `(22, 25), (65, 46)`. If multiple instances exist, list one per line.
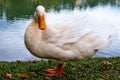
(38, 15), (46, 30)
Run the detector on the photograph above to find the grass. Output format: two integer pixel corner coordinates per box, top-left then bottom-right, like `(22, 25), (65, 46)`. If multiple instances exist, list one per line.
(0, 57), (120, 80)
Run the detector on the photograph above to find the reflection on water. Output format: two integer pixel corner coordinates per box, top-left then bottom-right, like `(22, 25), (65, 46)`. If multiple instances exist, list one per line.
(0, 0), (120, 61)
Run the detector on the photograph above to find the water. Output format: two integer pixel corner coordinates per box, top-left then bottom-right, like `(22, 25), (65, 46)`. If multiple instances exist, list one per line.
(0, 0), (120, 61)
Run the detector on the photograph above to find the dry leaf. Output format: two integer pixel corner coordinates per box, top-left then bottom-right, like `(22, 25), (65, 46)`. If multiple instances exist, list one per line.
(17, 73), (29, 78)
(103, 61), (111, 65)
(31, 72), (38, 77)
(6, 73), (13, 78)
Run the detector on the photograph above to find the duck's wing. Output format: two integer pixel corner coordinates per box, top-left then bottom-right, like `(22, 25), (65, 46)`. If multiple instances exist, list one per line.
(45, 19), (111, 50)
(45, 20), (89, 46)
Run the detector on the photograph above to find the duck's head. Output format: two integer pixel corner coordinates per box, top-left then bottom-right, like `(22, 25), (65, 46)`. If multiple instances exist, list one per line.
(34, 5), (46, 30)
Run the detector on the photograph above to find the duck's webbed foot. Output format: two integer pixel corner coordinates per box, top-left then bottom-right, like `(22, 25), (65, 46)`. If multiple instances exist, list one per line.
(45, 63), (65, 77)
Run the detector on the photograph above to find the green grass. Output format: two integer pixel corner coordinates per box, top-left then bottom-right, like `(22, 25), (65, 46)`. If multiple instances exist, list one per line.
(0, 57), (120, 80)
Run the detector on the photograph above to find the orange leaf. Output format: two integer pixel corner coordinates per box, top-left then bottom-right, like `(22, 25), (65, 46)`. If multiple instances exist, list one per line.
(17, 73), (29, 78)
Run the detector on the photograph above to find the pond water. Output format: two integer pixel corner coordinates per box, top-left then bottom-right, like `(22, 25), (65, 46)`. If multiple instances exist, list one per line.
(0, 0), (120, 61)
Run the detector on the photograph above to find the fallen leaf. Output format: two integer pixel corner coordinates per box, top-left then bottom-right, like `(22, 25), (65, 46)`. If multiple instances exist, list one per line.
(45, 77), (51, 80)
(17, 73), (29, 78)
(6, 73), (13, 78)
(103, 61), (111, 65)
(31, 72), (38, 77)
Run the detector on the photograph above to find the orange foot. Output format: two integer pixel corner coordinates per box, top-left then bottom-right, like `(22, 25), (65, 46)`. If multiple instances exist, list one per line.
(46, 68), (65, 77)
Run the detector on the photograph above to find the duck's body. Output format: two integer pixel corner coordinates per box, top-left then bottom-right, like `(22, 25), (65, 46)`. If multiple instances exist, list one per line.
(25, 20), (109, 61)
(24, 5), (111, 76)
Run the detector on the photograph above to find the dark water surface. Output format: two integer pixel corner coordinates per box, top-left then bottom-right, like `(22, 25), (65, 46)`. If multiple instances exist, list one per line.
(0, 0), (120, 61)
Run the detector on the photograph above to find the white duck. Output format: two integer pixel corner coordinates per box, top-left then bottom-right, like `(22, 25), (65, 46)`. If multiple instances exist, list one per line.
(24, 5), (111, 76)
